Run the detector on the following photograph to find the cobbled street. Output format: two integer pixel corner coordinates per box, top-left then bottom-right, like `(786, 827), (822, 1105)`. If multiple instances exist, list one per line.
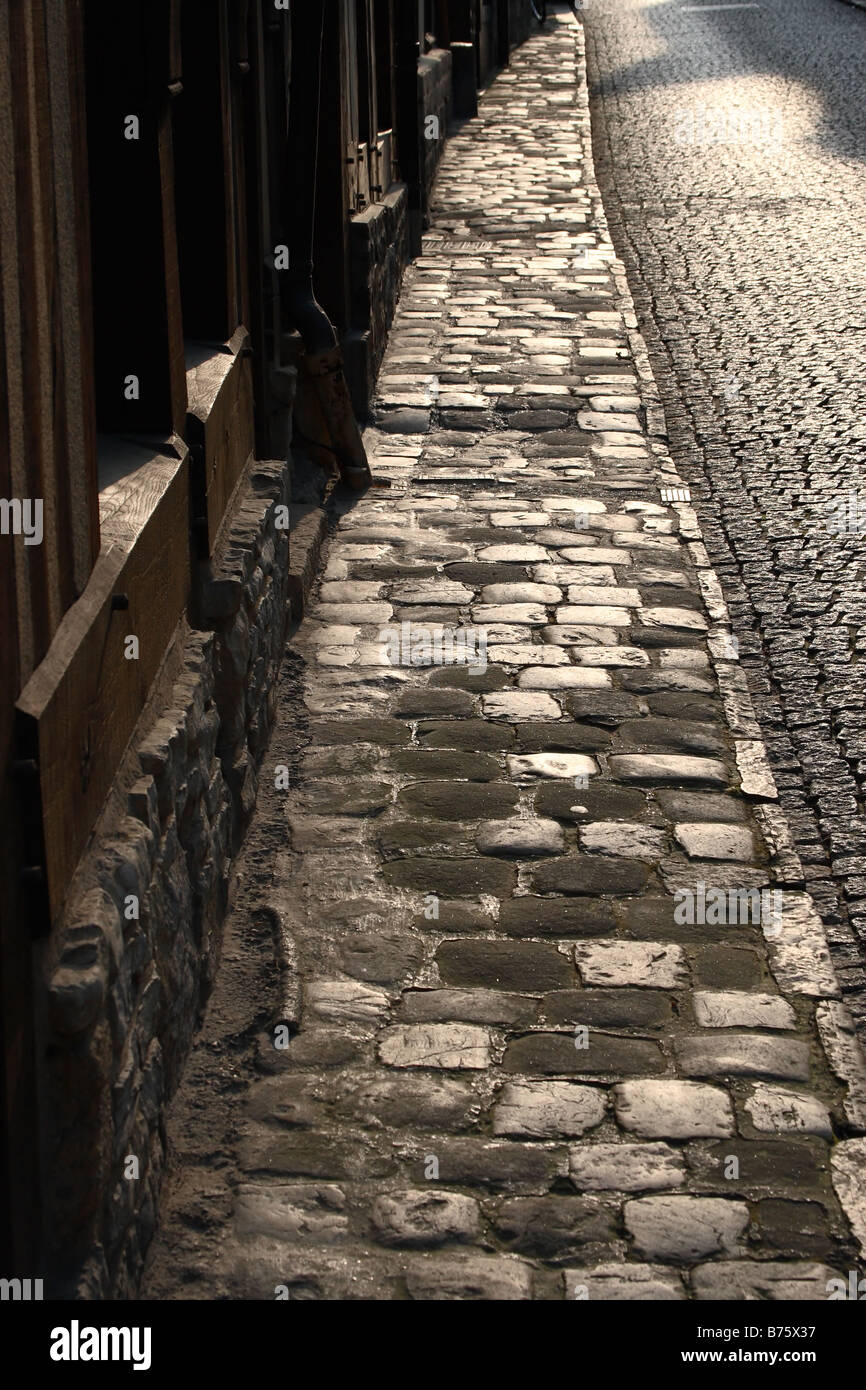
(584, 0), (866, 1033)
(142, 10), (866, 1300)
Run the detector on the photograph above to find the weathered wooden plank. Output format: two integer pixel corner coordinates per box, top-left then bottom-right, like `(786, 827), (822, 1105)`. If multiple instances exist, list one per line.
(0, 9), (40, 1270)
(7, 0), (56, 664)
(0, 2), (33, 679)
(63, 0), (101, 580)
(0, 0), (101, 1271)
(373, 0), (396, 138)
(0, 87), (15, 735)
(48, 0), (101, 600)
(185, 331), (255, 556)
(0, 0), (99, 679)
(16, 445), (191, 926)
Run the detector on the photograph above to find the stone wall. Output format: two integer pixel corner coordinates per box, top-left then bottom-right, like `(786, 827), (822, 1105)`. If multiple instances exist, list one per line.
(343, 46), (453, 417)
(345, 184), (410, 417)
(36, 455), (294, 1299)
(420, 47), (453, 205)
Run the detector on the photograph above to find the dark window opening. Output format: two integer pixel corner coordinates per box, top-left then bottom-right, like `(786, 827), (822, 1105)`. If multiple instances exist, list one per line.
(82, 0), (185, 448)
(173, 0), (241, 343)
(373, 0), (393, 132)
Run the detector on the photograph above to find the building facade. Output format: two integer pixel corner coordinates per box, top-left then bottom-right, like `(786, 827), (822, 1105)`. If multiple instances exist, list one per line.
(0, 0), (534, 1297)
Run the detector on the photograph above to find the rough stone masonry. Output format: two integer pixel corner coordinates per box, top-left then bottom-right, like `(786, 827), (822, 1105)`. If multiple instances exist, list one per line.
(142, 12), (866, 1300)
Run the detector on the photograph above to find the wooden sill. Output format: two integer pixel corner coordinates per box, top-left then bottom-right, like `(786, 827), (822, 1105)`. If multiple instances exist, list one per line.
(16, 440), (191, 929)
(185, 328), (255, 557)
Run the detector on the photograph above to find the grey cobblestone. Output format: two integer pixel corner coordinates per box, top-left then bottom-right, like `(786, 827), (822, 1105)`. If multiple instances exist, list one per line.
(614, 1080), (735, 1140)
(142, 13), (866, 1302)
(370, 1190), (481, 1248)
(584, 0), (866, 1036)
(563, 1264), (685, 1300)
(691, 1263), (840, 1302)
(493, 1081), (606, 1140)
(569, 1142), (685, 1194)
(744, 1085), (833, 1140)
(625, 1195), (749, 1264)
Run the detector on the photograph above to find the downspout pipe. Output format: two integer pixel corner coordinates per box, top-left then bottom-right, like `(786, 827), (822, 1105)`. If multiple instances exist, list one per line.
(284, 0), (371, 487)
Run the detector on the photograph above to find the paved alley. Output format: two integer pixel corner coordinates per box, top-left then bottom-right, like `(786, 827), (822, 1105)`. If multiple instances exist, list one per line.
(142, 11), (866, 1301)
(584, 0), (866, 1022)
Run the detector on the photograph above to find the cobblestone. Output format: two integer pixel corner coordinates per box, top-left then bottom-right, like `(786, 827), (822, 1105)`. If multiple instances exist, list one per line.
(624, 1196), (749, 1264)
(492, 1081), (606, 1140)
(377, 1024), (491, 1070)
(614, 1080), (735, 1140)
(691, 1263), (839, 1302)
(493, 1197), (617, 1260)
(692, 991), (795, 1032)
(563, 1264), (685, 1300)
(370, 1190), (481, 1248)
(674, 823), (756, 862)
(744, 1085), (833, 1139)
(142, 13), (866, 1303)
(585, 0), (866, 1033)
(569, 1142), (685, 1194)
(574, 941), (686, 990)
(404, 1254), (532, 1301)
(677, 1035), (811, 1083)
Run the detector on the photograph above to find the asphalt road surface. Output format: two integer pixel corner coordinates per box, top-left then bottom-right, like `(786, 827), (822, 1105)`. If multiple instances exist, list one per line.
(583, 0), (866, 1025)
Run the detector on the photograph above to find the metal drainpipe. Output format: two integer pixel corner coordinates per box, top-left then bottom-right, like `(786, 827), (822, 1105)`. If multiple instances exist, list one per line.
(284, 0), (371, 489)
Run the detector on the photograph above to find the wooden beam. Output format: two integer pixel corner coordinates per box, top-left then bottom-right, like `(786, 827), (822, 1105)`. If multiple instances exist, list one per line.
(61, 0), (101, 588)
(0, 0), (107, 1276)
(373, 0), (396, 133)
(0, 70), (40, 1278)
(16, 444), (191, 928)
(185, 332), (255, 557)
